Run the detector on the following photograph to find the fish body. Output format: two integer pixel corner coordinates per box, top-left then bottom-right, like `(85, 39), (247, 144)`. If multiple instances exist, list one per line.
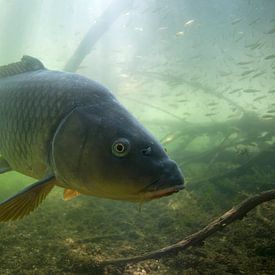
(0, 56), (184, 221)
(0, 67), (107, 180)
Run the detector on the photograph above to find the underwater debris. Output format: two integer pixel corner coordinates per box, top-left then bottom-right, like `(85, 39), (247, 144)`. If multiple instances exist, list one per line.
(97, 190), (275, 267)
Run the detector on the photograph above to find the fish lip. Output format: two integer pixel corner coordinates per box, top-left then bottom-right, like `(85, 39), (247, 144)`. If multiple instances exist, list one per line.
(140, 176), (185, 200)
(143, 184), (184, 200)
(141, 177), (184, 192)
(139, 178), (161, 193)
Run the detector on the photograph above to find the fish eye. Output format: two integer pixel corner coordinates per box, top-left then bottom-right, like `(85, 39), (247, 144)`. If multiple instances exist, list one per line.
(112, 138), (130, 157)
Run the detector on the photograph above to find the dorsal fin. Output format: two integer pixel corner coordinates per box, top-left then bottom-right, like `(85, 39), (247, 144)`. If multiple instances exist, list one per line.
(0, 55), (45, 78)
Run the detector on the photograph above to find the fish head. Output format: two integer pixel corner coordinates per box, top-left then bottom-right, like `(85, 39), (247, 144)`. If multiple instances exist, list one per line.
(52, 100), (184, 202)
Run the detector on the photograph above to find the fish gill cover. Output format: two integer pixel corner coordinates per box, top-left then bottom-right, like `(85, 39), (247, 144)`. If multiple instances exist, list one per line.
(0, 0), (274, 274)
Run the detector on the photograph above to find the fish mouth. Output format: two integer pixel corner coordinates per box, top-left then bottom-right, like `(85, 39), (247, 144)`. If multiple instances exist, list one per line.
(143, 185), (184, 200)
(140, 178), (185, 201)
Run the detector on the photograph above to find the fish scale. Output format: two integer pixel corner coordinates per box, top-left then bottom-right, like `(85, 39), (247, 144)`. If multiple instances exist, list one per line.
(0, 70), (104, 178)
(0, 56), (184, 222)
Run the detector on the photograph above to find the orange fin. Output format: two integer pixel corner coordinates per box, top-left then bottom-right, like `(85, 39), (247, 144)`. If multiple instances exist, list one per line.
(0, 175), (55, 222)
(63, 189), (80, 201)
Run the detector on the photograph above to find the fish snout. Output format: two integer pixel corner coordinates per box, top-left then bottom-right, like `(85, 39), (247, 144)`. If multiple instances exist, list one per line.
(158, 159), (184, 191)
(143, 159), (184, 200)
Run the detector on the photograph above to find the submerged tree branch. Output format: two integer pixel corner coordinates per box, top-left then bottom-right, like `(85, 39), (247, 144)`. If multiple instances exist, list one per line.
(64, 0), (133, 72)
(98, 189), (275, 266)
(123, 97), (186, 121)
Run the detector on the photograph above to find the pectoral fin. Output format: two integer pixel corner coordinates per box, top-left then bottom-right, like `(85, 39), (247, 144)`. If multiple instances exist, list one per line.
(0, 175), (56, 222)
(0, 157), (11, 174)
(63, 188), (80, 201)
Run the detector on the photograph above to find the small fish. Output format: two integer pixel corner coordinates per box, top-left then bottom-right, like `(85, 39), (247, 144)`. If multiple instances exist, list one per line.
(243, 88), (260, 93)
(207, 102), (218, 106)
(134, 27), (143, 32)
(241, 69), (255, 76)
(265, 54), (275, 60)
(266, 28), (275, 34)
(161, 133), (176, 145)
(268, 89), (275, 94)
(205, 113), (216, 117)
(184, 19), (195, 26)
(228, 88), (242, 94)
(222, 86), (230, 93)
(119, 73), (129, 78)
(252, 43), (264, 50)
(0, 56), (184, 222)
(259, 131), (269, 138)
(227, 114), (240, 119)
(245, 41), (262, 50)
(262, 114), (275, 119)
(158, 27), (168, 31)
(252, 71), (265, 78)
(169, 103), (178, 108)
(175, 31), (184, 37)
(231, 18), (242, 25)
(267, 109), (275, 113)
(219, 71), (232, 76)
(190, 55), (201, 60)
(237, 61), (253, 65)
(178, 99), (188, 103)
(253, 96), (266, 101)
(249, 18), (260, 25)
(235, 36), (244, 42)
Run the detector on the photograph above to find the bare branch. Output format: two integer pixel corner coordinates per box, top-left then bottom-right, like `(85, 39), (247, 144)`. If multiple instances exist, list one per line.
(98, 189), (275, 266)
(64, 0), (133, 72)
